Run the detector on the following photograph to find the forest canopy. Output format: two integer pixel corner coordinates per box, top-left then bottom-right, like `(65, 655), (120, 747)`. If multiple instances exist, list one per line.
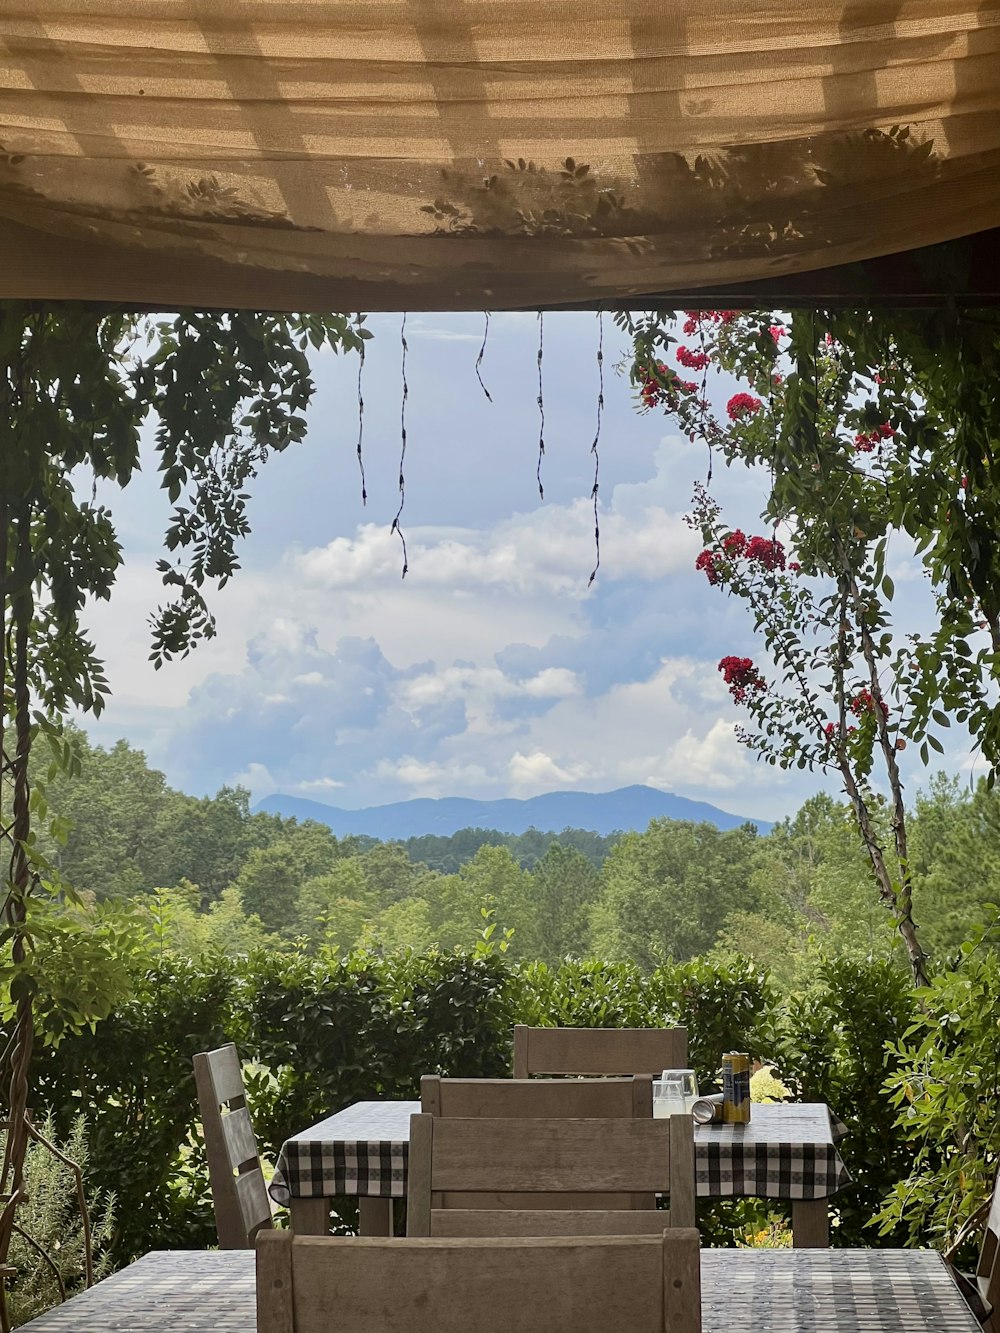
(42, 726), (999, 986)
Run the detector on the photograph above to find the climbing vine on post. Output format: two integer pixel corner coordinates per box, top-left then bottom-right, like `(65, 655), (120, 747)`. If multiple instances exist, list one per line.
(0, 303), (367, 1322)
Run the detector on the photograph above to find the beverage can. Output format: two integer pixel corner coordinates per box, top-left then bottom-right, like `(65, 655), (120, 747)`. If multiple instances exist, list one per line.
(691, 1093), (724, 1124)
(722, 1051), (751, 1124)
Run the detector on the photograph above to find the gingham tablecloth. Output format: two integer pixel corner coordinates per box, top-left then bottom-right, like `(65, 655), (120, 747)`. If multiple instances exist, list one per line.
(18, 1248), (979, 1333)
(269, 1099), (851, 1205)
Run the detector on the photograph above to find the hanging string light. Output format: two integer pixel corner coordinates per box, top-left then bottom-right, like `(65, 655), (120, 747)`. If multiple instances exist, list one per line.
(355, 312), (367, 505)
(588, 311), (605, 587)
(536, 311), (545, 500)
(391, 312), (409, 578)
(475, 311), (493, 402)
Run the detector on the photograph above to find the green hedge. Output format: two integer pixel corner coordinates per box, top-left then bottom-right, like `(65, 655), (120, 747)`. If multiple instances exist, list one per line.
(24, 947), (918, 1262)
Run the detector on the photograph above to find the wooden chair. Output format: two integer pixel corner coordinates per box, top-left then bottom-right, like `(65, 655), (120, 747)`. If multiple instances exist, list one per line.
(512, 1025), (688, 1078)
(421, 1073), (654, 1211)
(193, 1042), (273, 1249)
(406, 1111), (695, 1237)
(962, 1168), (1000, 1331)
(257, 1228), (702, 1333)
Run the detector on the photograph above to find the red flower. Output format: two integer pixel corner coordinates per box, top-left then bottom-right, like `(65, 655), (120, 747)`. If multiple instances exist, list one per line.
(854, 422), (895, 453)
(727, 392), (762, 421)
(849, 689), (889, 719)
(722, 529), (747, 556)
(696, 549), (721, 585)
(769, 325), (784, 345)
(788, 561), (801, 572)
(676, 345), (711, 371)
(718, 656), (766, 704)
(745, 535), (786, 571)
(825, 721), (858, 740)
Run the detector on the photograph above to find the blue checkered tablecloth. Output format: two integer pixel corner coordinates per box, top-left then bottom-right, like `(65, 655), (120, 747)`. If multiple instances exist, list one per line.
(269, 1100), (851, 1204)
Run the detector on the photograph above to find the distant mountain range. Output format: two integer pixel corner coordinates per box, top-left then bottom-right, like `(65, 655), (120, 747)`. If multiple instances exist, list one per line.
(254, 785), (772, 839)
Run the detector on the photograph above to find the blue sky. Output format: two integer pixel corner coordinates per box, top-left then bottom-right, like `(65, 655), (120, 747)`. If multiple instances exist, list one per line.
(79, 311), (970, 823)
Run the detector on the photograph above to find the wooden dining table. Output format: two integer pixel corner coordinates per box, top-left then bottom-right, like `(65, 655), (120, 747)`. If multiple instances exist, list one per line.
(269, 1099), (851, 1247)
(16, 1247), (979, 1332)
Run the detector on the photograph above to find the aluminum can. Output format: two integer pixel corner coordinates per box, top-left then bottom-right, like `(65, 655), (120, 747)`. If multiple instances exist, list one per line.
(722, 1051), (751, 1124)
(691, 1093), (724, 1124)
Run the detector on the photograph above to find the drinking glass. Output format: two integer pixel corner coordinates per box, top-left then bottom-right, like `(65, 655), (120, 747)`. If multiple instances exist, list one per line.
(653, 1069), (699, 1117)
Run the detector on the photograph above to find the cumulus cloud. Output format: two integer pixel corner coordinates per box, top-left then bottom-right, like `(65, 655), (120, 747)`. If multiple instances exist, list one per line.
(296, 495), (696, 599)
(508, 750), (593, 794)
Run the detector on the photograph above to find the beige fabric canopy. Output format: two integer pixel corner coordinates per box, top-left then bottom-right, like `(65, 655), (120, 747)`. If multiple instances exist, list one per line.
(2, 1), (999, 311)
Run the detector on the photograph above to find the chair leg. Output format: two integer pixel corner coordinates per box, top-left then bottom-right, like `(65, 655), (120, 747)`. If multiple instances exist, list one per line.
(358, 1197), (393, 1236)
(791, 1200), (829, 1248)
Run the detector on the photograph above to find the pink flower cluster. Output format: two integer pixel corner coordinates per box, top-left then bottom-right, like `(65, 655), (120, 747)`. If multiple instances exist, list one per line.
(854, 422), (895, 453)
(727, 392), (762, 421)
(719, 656), (766, 704)
(639, 361), (697, 409)
(682, 309), (738, 336)
(695, 549), (721, 585)
(696, 533), (787, 581)
(676, 345), (711, 371)
(746, 535), (786, 571)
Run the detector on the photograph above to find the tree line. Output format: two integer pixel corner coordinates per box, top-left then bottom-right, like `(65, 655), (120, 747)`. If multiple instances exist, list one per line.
(39, 727), (1000, 982)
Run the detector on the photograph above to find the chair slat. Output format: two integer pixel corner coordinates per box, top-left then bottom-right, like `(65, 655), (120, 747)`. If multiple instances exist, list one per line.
(421, 1075), (653, 1119)
(430, 1208), (672, 1236)
(198, 1043), (247, 1106)
(237, 1167), (274, 1243)
(513, 1026), (687, 1077)
(222, 1106), (260, 1171)
(429, 1117), (674, 1193)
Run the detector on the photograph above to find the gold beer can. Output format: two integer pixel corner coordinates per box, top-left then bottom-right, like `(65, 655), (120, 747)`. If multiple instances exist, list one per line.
(722, 1051), (751, 1124)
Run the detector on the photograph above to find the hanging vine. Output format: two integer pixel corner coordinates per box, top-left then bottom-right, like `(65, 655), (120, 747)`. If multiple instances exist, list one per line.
(0, 303), (367, 1322)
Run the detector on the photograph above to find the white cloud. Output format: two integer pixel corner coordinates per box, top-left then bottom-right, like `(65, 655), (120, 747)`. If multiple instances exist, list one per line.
(370, 756), (498, 796)
(294, 776), (347, 792)
(231, 761), (278, 798)
(296, 493), (697, 599)
(508, 750), (593, 794)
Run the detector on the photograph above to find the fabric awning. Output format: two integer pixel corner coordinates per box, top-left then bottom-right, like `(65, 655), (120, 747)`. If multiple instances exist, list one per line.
(2, 2), (999, 311)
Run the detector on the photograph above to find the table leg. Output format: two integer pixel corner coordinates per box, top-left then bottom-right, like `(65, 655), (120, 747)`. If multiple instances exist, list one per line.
(791, 1199), (829, 1248)
(289, 1196), (330, 1236)
(358, 1197), (393, 1236)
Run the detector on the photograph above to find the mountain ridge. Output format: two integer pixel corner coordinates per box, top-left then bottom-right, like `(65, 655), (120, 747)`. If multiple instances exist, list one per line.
(254, 784), (772, 839)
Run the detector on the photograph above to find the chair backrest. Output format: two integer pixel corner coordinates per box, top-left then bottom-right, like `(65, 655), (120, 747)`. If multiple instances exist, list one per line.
(421, 1073), (653, 1118)
(406, 1112), (695, 1237)
(257, 1229), (702, 1333)
(193, 1042), (272, 1249)
(512, 1025), (688, 1078)
(421, 1074), (654, 1212)
(976, 1167), (1000, 1319)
